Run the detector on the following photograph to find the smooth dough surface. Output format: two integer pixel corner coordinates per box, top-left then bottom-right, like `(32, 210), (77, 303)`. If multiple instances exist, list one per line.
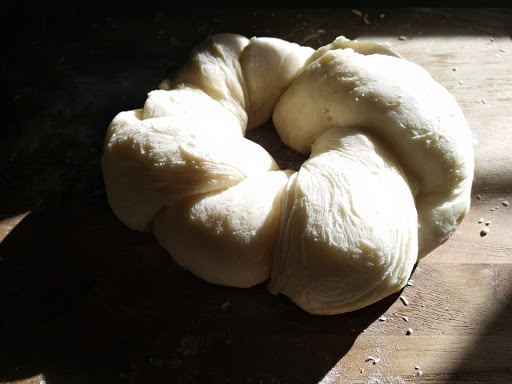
(240, 37), (314, 129)
(172, 33), (250, 132)
(152, 170), (292, 288)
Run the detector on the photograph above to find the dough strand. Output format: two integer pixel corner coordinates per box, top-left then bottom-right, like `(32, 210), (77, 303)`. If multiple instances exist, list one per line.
(102, 33), (474, 315)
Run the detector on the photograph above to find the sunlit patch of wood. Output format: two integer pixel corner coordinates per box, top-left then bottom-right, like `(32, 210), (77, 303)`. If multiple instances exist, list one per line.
(0, 211), (31, 244)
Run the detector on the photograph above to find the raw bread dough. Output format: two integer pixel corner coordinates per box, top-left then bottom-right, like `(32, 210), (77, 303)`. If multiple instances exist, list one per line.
(152, 170), (293, 288)
(102, 90), (278, 231)
(101, 33), (474, 315)
(268, 127), (418, 314)
(273, 47), (474, 257)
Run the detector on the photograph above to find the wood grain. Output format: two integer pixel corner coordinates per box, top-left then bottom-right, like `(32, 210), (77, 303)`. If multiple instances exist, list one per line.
(1, 7), (511, 384)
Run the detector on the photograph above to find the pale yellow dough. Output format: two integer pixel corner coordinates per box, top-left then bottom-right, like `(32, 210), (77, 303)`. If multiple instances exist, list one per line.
(101, 33), (474, 314)
(152, 170), (293, 288)
(273, 47), (474, 257)
(268, 127), (418, 314)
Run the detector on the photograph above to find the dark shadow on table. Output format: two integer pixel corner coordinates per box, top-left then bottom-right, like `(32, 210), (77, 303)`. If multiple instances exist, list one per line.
(0, 205), (399, 384)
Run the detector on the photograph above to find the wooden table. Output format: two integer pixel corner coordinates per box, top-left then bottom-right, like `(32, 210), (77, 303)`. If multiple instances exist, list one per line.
(1, 7), (511, 384)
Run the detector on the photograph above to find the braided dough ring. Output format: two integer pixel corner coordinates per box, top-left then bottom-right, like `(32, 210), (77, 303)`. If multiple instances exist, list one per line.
(101, 33), (474, 315)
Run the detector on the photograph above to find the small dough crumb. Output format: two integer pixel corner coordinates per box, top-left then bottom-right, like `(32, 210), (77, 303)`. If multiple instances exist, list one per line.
(158, 79), (172, 90)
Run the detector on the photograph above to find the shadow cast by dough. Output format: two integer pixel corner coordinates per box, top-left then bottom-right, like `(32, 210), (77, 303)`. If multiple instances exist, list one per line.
(0, 206), (399, 384)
